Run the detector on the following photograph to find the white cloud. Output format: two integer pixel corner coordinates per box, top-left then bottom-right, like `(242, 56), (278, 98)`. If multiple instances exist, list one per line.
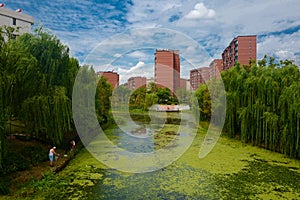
(257, 31), (300, 63)
(275, 50), (294, 60)
(185, 3), (216, 19)
(117, 61), (154, 84)
(17, 0), (300, 73)
(128, 51), (148, 59)
(161, 3), (182, 12)
(118, 61), (145, 74)
(114, 53), (123, 58)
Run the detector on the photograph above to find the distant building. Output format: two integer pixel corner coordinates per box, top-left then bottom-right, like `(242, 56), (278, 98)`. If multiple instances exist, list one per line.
(190, 69), (201, 90)
(190, 67), (209, 90)
(186, 79), (191, 91)
(97, 71), (119, 88)
(202, 67), (210, 82)
(154, 49), (180, 93)
(209, 59), (223, 79)
(222, 35), (257, 70)
(127, 76), (147, 90)
(179, 78), (187, 90)
(0, 5), (34, 40)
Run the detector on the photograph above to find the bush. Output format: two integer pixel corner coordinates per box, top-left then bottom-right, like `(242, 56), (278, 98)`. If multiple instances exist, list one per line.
(2, 145), (47, 174)
(0, 180), (9, 195)
(2, 152), (30, 174)
(23, 146), (48, 166)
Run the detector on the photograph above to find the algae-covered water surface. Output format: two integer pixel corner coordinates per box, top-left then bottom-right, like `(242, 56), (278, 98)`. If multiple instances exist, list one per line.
(10, 112), (300, 199)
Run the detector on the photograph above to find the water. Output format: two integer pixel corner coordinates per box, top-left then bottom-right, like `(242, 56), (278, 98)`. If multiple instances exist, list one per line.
(81, 113), (300, 199)
(21, 112), (299, 199)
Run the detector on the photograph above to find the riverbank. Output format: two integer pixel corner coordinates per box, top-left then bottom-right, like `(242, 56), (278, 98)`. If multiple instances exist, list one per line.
(0, 138), (80, 198)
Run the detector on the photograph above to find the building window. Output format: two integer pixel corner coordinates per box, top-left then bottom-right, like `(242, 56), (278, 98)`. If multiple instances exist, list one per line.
(12, 18), (16, 25)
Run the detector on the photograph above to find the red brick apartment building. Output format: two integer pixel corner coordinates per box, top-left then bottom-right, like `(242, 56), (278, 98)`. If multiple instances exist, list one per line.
(127, 76), (147, 90)
(180, 78), (187, 89)
(222, 35), (257, 70)
(190, 67), (209, 90)
(209, 59), (223, 79)
(154, 49), (180, 93)
(97, 71), (119, 88)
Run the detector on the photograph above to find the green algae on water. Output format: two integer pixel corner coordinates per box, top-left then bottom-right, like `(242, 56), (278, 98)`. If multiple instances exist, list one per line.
(4, 113), (300, 199)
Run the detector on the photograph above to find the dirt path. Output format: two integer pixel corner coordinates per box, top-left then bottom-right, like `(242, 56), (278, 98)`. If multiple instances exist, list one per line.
(8, 148), (72, 192)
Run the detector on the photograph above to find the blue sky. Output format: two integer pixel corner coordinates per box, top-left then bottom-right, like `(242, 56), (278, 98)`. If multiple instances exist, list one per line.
(3, 0), (300, 83)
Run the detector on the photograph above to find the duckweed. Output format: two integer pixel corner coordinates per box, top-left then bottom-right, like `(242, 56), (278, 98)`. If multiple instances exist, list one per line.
(4, 113), (300, 199)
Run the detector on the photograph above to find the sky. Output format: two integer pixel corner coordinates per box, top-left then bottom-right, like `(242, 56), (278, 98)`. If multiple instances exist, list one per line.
(3, 0), (300, 83)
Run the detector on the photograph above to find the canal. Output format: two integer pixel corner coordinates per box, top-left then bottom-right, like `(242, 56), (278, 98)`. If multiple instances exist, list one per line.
(55, 112), (300, 200)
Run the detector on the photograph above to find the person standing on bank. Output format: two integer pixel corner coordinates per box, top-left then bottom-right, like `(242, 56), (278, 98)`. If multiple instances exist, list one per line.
(70, 140), (76, 152)
(49, 146), (59, 167)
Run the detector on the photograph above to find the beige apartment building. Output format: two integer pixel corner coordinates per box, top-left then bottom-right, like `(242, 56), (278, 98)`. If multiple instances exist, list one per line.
(0, 5), (34, 39)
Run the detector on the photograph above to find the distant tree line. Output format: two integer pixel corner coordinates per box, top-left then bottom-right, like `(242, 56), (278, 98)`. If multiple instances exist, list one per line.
(112, 82), (180, 111)
(195, 57), (300, 159)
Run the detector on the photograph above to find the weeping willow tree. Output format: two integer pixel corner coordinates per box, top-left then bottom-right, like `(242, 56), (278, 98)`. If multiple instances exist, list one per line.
(0, 26), (36, 168)
(16, 28), (79, 145)
(222, 57), (300, 158)
(0, 27), (79, 151)
(21, 87), (72, 144)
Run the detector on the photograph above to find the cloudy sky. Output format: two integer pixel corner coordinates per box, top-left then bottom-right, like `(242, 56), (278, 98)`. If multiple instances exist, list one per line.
(4, 0), (300, 83)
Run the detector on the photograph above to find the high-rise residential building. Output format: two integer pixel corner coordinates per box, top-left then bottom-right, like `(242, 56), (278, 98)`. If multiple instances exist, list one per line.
(190, 69), (200, 90)
(222, 35), (257, 70)
(190, 67), (209, 90)
(127, 76), (147, 90)
(97, 71), (119, 88)
(186, 79), (191, 91)
(209, 59), (223, 79)
(154, 49), (180, 93)
(179, 78), (187, 90)
(0, 5), (34, 40)
(202, 67), (210, 82)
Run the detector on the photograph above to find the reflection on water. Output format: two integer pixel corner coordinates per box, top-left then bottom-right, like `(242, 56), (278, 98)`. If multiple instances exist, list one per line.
(87, 110), (198, 173)
(114, 128), (155, 153)
(107, 112), (185, 153)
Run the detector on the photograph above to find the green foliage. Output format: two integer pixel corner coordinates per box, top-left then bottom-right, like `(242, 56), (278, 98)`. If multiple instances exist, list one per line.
(145, 93), (158, 108)
(222, 57), (300, 158)
(0, 179), (9, 195)
(156, 87), (178, 104)
(175, 87), (191, 104)
(23, 146), (48, 166)
(16, 171), (70, 199)
(195, 84), (211, 121)
(129, 86), (147, 110)
(1, 143), (47, 175)
(128, 84), (179, 111)
(0, 26), (79, 167)
(95, 76), (113, 124)
(111, 85), (131, 111)
(3, 151), (30, 173)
